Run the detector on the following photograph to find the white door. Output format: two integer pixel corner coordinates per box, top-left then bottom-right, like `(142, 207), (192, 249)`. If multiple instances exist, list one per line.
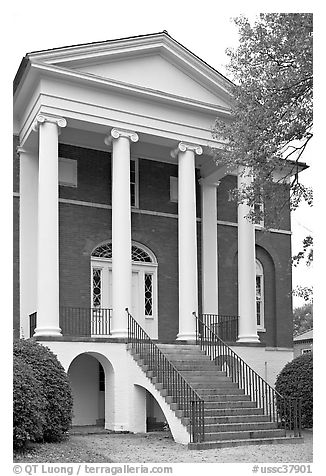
(91, 261), (158, 339)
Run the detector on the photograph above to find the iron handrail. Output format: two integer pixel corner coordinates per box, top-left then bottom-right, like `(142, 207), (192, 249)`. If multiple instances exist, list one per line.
(201, 313), (239, 342)
(126, 308), (205, 443)
(193, 312), (302, 437)
(29, 307), (112, 337)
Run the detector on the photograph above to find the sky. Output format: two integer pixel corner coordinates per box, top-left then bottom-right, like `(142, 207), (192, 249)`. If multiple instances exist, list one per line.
(6, 1), (319, 308)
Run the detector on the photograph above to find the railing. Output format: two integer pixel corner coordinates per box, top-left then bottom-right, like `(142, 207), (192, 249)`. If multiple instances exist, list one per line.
(193, 312), (302, 437)
(201, 313), (238, 342)
(126, 308), (205, 443)
(29, 307), (112, 337)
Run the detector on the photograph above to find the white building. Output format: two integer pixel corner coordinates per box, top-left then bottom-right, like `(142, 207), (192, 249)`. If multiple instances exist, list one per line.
(13, 32), (304, 448)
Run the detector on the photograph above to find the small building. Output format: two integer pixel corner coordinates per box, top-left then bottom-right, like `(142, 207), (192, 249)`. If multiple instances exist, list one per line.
(293, 329), (313, 358)
(13, 31), (306, 446)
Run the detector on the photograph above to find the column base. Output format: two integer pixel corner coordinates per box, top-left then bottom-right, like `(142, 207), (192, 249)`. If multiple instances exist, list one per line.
(237, 334), (260, 343)
(33, 326), (62, 337)
(110, 328), (128, 339)
(176, 332), (197, 342)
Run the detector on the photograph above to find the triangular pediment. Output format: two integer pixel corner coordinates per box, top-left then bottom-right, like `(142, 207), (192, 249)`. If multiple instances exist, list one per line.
(26, 32), (232, 110)
(71, 54), (229, 108)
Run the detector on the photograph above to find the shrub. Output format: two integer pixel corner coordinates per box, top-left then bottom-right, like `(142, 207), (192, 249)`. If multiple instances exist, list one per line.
(275, 353), (313, 428)
(13, 339), (73, 442)
(13, 355), (46, 449)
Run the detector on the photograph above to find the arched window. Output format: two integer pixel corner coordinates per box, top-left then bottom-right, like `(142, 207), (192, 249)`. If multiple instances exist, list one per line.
(256, 259), (265, 330)
(92, 242), (155, 263)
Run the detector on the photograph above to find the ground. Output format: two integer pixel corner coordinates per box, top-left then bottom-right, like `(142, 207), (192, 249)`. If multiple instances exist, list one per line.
(14, 430), (313, 464)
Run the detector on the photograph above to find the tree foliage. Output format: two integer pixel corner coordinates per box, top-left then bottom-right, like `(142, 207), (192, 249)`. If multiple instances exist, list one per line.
(293, 302), (313, 336)
(213, 13), (313, 227)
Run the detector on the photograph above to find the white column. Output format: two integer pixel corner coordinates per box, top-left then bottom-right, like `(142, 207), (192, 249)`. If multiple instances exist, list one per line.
(18, 147), (38, 337)
(33, 114), (66, 337)
(105, 128), (138, 338)
(201, 181), (218, 314)
(172, 142), (202, 341)
(237, 167), (259, 343)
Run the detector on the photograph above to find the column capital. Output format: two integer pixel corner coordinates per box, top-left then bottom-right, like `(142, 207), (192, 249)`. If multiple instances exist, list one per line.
(32, 114), (67, 132)
(16, 146), (27, 155)
(170, 142), (203, 159)
(198, 178), (221, 187)
(104, 128), (139, 146)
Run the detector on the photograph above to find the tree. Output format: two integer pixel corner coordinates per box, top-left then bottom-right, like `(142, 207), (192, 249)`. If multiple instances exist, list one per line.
(292, 235), (313, 302)
(293, 302), (313, 336)
(213, 14), (313, 227)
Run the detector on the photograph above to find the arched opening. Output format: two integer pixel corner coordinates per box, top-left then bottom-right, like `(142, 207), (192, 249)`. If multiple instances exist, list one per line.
(91, 240), (158, 338)
(133, 384), (170, 434)
(68, 352), (114, 428)
(146, 390), (169, 432)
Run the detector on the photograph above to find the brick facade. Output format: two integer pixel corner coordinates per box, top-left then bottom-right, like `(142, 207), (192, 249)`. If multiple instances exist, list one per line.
(13, 142), (293, 346)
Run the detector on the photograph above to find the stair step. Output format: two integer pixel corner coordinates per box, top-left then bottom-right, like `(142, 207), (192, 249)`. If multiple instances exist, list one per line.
(203, 394), (251, 402)
(188, 436), (304, 450)
(204, 414), (270, 424)
(189, 380), (242, 388)
(157, 344), (200, 349)
(195, 388), (245, 396)
(204, 400), (257, 411)
(204, 421), (278, 433)
(178, 370), (229, 377)
(174, 365), (225, 372)
(204, 407), (263, 416)
(183, 377), (237, 385)
(204, 408), (264, 417)
(204, 428), (286, 441)
(162, 355), (212, 361)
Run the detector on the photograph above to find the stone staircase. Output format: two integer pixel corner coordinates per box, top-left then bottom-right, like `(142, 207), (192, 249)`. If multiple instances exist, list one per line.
(130, 342), (303, 449)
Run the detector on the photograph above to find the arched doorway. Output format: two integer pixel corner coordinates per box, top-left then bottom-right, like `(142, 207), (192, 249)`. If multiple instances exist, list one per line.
(91, 241), (158, 338)
(68, 352), (114, 427)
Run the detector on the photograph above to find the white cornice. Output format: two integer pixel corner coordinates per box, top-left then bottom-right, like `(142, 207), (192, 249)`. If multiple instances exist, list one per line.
(26, 62), (232, 117)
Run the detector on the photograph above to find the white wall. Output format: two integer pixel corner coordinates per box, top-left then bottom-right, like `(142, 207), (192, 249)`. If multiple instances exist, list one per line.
(68, 354), (100, 426)
(229, 346), (293, 387)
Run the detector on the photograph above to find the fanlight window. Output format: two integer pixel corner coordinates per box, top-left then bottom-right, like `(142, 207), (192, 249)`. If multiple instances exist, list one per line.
(92, 242), (154, 263)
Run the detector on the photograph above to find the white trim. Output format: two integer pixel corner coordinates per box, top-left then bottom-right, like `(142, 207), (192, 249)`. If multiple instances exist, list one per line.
(256, 259), (265, 331)
(14, 193), (294, 235)
(27, 62), (232, 116)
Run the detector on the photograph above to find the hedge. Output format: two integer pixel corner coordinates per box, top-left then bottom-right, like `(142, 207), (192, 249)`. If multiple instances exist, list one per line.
(13, 355), (46, 449)
(13, 339), (73, 448)
(275, 353), (313, 428)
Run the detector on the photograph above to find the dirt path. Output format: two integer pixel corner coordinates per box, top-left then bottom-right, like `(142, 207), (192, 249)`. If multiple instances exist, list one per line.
(73, 430), (313, 463)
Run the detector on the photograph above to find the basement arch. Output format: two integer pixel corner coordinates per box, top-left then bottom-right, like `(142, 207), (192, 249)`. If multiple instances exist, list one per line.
(68, 351), (114, 428)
